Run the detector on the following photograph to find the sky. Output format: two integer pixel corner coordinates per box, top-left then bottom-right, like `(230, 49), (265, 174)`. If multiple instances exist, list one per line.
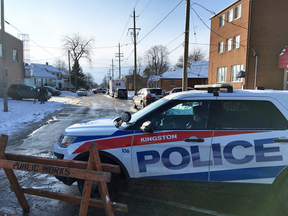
(4, 0), (236, 85)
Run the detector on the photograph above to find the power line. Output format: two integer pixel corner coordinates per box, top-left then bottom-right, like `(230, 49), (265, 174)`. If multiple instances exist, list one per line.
(137, 0), (184, 44)
(5, 20), (57, 59)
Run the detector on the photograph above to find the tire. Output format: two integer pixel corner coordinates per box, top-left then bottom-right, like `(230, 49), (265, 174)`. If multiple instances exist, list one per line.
(274, 178), (288, 212)
(132, 100), (137, 109)
(12, 93), (22, 100)
(77, 157), (125, 198)
(141, 101), (145, 109)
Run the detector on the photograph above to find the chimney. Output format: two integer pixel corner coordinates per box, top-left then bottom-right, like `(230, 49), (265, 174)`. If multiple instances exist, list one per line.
(46, 62), (48, 65)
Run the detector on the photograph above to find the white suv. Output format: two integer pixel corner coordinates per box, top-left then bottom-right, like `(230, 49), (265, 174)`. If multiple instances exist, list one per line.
(53, 84), (288, 201)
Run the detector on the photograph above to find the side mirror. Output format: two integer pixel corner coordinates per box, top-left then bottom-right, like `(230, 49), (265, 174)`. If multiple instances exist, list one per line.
(140, 121), (154, 133)
(121, 111), (131, 122)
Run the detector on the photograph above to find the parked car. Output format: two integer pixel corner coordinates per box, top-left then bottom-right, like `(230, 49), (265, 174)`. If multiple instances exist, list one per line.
(7, 84), (51, 101)
(132, 88), (165, 109)
(45, 86), (61, 96)
(77, 89), (87, 96)
(114, 88), (128, 99)
(169, 87), (194, 94)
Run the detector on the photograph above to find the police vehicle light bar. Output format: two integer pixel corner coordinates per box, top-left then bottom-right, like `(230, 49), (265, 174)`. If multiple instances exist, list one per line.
(194, 84), (233, 96)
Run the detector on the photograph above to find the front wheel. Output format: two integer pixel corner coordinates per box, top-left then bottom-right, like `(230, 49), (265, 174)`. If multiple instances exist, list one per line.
(77, 172), (123, 198)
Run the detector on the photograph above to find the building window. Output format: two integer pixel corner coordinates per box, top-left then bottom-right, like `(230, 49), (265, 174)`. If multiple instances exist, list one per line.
(235, 4), (242, 19)
(13, 49), (18, 61)
(227, 9), (233, 22)
(226, 38), (232, 51)
(231, 64), (243, 82)
(233, 35), (240, 49)
(170, 80), (175, 86)
(217, 67), (227, 83)
(219, 14), (225, 27)
(218, 41), (224, 54)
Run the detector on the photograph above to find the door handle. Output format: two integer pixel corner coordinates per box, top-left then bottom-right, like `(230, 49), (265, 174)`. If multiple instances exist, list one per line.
(184, 138), (204, 142)
(274, 139), (288, 143)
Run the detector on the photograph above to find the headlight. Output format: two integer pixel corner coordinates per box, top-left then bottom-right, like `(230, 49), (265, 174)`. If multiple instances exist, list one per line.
(57, 135), (77, 148)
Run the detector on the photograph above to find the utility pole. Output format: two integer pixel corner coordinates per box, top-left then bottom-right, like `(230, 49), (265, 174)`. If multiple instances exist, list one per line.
(110, 59), (115, 80)
(129, 9), (140, 95)
(115, 43), (123, 79)
(68, 50), (72, 91)
(1, 0), (7, 112)
(182, 0), (190, 92)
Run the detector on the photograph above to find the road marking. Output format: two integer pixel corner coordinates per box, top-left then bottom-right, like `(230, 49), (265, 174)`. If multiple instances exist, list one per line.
(120, 192), (235, 216)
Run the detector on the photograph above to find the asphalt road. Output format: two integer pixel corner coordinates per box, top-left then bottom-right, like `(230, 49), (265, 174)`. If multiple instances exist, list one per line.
(0, 93), (286, 216)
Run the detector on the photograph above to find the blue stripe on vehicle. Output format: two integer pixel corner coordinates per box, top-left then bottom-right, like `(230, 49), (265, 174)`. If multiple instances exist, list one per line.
(209, 165), (286, 181)
(140, 165), (286, 182)
(73, 130), (135, 143)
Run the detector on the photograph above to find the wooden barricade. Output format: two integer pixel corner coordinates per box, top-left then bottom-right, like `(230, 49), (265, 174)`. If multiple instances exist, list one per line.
(0, 134), (128, 216)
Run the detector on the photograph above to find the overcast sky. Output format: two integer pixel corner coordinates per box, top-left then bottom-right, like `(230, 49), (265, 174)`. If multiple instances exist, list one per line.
(4, 0), (235, 84)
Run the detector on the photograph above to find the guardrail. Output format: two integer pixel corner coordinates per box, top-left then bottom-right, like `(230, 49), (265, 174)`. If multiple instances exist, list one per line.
(0, 134), (128, 216)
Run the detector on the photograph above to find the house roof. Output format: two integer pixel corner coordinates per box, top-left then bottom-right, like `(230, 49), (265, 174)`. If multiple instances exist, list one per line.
(161, 61), (209, 79)
(25, 65), (57, 78)
(148, 75), (161, 82)
(188, 61), (209, 78)
(32, 63), (67, 75)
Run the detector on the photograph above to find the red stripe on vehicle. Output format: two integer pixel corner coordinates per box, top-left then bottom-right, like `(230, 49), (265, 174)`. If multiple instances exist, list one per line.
(73, 135), (133, 154)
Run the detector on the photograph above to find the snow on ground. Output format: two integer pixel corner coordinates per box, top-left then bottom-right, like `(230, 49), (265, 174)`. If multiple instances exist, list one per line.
(0, 91), (135, 136)
(0, 91), (78, 136)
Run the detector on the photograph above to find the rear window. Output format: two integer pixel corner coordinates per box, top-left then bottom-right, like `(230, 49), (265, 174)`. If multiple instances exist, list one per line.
(117, 89), (127, 92)
(149, 89), (163, 95)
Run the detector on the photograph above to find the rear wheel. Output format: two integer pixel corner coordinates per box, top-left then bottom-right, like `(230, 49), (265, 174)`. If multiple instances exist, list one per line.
(12, 93), (22, 100)
(141, 101), (145, 109)
(132, 100), (137, 109)
(274, 178), (288, 212)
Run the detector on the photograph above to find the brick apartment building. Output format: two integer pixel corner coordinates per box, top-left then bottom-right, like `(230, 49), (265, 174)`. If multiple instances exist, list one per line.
(209, 0), (288, 90)
(0, 30), (24, 97)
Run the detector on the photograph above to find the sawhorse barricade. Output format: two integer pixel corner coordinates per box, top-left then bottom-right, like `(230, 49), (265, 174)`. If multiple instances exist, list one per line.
(0, 134), (128, 216)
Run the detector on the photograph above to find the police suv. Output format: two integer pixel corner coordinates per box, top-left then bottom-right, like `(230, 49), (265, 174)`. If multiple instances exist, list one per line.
(53, 84), (288, 200)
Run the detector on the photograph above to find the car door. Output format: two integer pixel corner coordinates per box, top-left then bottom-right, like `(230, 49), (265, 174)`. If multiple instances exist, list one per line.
(131, 98), (215, 181)
(209, 97), (288, 184)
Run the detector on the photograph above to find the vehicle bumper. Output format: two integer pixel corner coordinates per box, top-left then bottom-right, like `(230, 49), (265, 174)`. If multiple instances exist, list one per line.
(53, 143), (80, 186)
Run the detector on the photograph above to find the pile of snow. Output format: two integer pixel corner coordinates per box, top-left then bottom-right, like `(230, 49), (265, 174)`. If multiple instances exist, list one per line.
(0, 91), (77, 136)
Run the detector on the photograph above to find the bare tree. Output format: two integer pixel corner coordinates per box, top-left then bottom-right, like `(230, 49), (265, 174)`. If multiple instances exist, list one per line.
(175, 48), (206, 69)
(62, 33), (94, 89)
(145, 45), (170, 76)
(54, 59), (68, 73)
(86, 72), (95, 89)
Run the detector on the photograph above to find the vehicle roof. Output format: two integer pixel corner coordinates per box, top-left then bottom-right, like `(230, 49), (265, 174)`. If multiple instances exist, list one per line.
(165, 89), (288, 107)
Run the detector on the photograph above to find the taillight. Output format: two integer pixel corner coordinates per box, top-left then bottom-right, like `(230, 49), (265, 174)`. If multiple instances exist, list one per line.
(145, 94), (152, 98)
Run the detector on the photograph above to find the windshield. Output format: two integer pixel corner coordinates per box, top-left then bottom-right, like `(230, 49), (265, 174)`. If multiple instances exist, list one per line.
(122, 97), (169, 128)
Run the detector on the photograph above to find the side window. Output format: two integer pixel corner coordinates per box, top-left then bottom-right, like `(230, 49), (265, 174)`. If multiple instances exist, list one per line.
(219, 14), (225, 27)
(215, 100), (287, 130)
(150, 101), (210, 130)
(13, 49), (18, 61)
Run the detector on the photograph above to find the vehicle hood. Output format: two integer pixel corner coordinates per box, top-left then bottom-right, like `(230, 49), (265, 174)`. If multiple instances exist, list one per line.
(63, 117), (118, 136)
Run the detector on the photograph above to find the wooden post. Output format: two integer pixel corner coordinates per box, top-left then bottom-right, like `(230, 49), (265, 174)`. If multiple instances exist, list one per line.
(0, 135), (30, 212)
(89, 142), (114, 216)
(0, 135), (128, 215)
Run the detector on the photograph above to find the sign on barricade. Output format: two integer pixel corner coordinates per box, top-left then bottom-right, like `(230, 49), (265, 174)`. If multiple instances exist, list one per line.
(0, 134), (128, 216)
